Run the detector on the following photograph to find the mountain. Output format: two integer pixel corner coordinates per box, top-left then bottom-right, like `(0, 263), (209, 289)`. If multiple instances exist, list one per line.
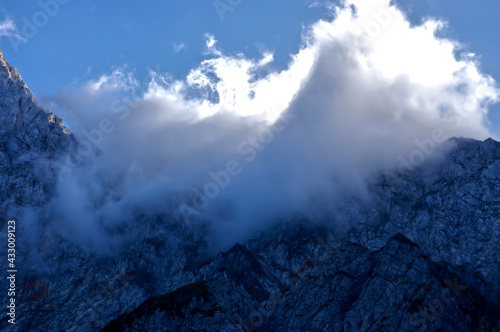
(0, 48), (75, 224)
(0, 49), (499, 331)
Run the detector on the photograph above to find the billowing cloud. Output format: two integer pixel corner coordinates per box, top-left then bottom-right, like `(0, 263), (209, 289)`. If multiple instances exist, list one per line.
(43, 0), (499, 249)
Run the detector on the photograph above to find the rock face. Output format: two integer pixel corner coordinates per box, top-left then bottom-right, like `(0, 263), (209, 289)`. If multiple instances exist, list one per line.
(101, 226), (500, 332)
(0, 49), (499, 331)
(0, 48), (75, 223)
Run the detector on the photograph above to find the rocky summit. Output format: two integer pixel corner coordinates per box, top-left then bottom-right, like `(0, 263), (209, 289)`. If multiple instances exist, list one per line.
(0, 49), (499, 331)
(0, 48), (75, 223)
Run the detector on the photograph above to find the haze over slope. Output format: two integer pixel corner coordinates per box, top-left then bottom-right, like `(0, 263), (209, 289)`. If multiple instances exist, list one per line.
(40, 0), (499, 247)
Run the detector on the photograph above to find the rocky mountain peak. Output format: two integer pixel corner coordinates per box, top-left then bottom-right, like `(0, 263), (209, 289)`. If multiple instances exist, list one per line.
(0, 47), (74, 223)
(0, 47), (26, 86)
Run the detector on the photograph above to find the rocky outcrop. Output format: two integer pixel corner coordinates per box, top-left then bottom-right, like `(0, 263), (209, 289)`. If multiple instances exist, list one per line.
(0, 48), (74, 224)
(348, 137), (500, 299)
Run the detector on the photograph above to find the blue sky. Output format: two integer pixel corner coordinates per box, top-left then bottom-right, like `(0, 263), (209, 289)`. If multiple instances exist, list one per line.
(0, 0), (499, 134)
(0, 1), (327, 93)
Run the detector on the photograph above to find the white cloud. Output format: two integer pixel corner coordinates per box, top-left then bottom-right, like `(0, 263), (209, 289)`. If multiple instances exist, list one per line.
(173, 42), (187, 53)
(44, 0), (498, 249)
(204, 33), (217, 49)
(0, 16), (23, 41)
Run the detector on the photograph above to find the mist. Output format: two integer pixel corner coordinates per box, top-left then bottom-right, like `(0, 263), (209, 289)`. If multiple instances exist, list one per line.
(41, 0), (498, 250)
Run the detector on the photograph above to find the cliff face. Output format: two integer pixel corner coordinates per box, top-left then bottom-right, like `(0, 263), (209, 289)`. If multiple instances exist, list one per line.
(103, 230), (499, 332)
(0, 48), (75, 223)
(100, 137), (500, 332)
(0, 49), (499, 331)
